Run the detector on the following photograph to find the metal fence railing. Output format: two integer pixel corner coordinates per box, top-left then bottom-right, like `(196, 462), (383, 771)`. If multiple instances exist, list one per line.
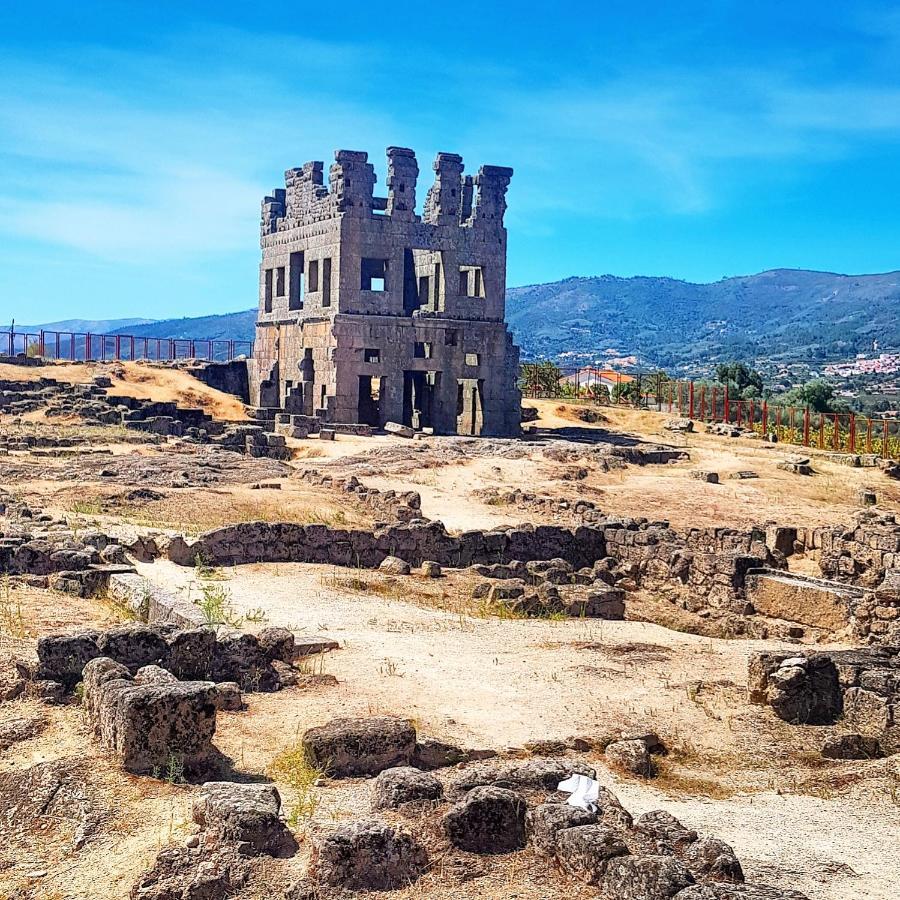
(2, 328), (253, 363)
(520, 365), (900, 459)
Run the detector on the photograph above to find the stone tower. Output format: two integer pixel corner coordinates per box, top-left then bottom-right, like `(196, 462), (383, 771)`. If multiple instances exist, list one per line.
(249, 147), (521, 436)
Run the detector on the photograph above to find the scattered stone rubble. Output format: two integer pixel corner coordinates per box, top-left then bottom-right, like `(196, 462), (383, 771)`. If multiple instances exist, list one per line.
(276, 715), (808, 898)
(297, 470), (424, 523)
(0, 498), (132, 595)
(470, 557), (627, 618)
(0, 373), (297, 460)
(475, 486), (606, 523)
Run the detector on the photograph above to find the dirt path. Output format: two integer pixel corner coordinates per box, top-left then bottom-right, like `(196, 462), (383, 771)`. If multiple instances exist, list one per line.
(136, 559), (900, 900)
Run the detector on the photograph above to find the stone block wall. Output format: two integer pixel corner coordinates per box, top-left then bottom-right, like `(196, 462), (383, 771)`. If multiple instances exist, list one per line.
(249, 147), (521, 437)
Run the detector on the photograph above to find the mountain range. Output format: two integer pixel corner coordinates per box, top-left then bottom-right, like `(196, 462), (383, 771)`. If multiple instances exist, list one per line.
(22, 268), (900, 374)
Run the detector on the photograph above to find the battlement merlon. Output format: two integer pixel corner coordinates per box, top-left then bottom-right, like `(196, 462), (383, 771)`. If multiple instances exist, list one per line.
(260, 148), (513, 236)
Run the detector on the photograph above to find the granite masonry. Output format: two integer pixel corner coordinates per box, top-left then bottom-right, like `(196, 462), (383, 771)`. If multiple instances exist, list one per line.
(249, 147), (521, 437)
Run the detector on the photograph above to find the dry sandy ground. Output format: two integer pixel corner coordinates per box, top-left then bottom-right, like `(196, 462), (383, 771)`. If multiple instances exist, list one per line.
(4, 396), (900, 899)
(0, 360), (248, 420)
(126, 558), (900, 900)
(326, 401), (900, 532)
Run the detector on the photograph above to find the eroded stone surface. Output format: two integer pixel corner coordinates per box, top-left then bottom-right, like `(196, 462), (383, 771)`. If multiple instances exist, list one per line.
(302, 716), (416, 777)
(372, 766), (443, 809)
(313, 821), (428, 890)
(442, 785), (527, 853)
(192, 782), (297, 857)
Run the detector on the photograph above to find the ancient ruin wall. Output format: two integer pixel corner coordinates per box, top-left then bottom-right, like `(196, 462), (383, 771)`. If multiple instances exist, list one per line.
(249, 148), (521, 437)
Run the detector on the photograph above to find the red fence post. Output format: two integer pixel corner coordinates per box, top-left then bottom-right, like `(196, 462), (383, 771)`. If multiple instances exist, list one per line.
(849, 413), (856, 453)
(803, 407), (810, 446)
(723, 385), (729, 423)
(833, 414), (840, 450)
(699, 385), (706, 420)
(866, 419), (873, 454)
(762, 400), (768, 434)
(689, 382), (695, 419)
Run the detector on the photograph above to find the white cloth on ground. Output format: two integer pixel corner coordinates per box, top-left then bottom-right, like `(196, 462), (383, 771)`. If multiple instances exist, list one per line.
(557, 773), (602, 812)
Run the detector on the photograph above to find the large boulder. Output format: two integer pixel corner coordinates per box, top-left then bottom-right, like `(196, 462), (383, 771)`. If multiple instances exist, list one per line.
(302, 716), (416, 777)
(526, 802), (597, 855)
(603, 854), (695, 899)
(442, 786), (527, 854)
(82, 657), (217, 775)
(211, 633), (278, 691)
(605, 738), (653, 777)
(572, 587), (626, 619)
(379, 555), (412, 575)
(35, 631), (101, 687)
(555, 824), (630, 883)
(372, 766), (443, 809)
(257, 627), (296, 664)
(748, 654), (842, 725)
(313, 821), (427, 890)
(192, 782), (297, 856)
(634, 810), (698, 853)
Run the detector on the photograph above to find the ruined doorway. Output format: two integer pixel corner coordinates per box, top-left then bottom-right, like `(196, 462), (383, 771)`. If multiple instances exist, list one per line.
(357, 375), (382, 426)
(456, 378), (484, 435)
(403, 371), (437, 430)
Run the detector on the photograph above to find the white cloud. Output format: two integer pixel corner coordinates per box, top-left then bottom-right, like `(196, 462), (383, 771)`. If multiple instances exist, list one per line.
(2, 26), (900, 264)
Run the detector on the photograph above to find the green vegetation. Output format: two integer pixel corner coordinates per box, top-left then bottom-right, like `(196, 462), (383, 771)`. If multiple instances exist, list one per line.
(715, 362), (764, 400)
(775, 379), (849, 414)
(267, 745), (325, 828)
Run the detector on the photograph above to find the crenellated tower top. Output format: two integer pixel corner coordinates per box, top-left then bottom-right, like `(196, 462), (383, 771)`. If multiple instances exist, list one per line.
(261, 147), (512, 236)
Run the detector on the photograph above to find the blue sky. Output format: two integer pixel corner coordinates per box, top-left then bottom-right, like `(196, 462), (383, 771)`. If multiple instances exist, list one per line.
(3, 1), (900, 322)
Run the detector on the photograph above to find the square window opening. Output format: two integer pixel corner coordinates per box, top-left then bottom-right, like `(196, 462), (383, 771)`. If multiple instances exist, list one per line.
(361, 258), (388, 292)
(364, 348), (381, 364)
(459, 266), (485, 298)
(414, 341), (432, 359)
(465, 352), (480, 367)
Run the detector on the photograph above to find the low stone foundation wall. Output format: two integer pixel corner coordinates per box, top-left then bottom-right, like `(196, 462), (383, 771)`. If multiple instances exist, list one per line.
(167, 521), (609, 571)
(297, 471), (423, 523)
(163, 516), (785, 613)
(804, 511), (900, 585)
